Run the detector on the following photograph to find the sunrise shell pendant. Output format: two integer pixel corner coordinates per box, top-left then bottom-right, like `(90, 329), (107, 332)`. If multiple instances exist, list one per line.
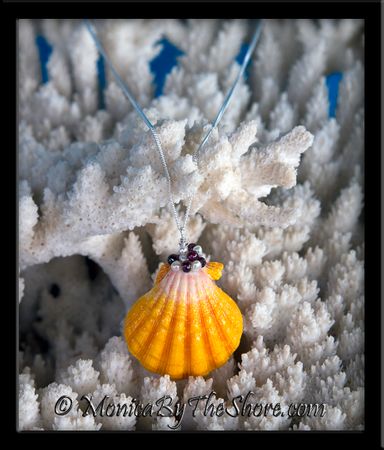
(123, 243), (243, 380)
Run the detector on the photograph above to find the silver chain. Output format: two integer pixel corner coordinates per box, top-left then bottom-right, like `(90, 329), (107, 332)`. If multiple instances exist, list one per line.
(84, 19), (263, 252)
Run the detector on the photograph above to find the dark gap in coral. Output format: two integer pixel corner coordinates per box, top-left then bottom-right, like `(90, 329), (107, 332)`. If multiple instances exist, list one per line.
(234, 333), (249, 367)
(49, 283), (61, 298)
(36, 35), (53, 84)
(20, 330), (51, 355)
(34, 332), (51, 354)
(31, 191), (44, 216)
(19, 335), (27, 352)
(360, 205), (365, 225)
(85, 256), (101, 280)
(134, 226), (160, 275)
(109, 285), (118, 296)
(20, 255), (126, 389)
(290, 415), (301, 429)
(150, 38), (184, 98)
(328, 321), (339, 339)
(97, 314), (103, 334)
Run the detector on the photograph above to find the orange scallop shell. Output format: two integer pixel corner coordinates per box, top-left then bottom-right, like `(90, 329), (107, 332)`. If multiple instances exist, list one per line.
(123, 261), (243, 380)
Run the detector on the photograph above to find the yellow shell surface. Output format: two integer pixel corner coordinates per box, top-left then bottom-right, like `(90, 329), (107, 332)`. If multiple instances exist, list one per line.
(124, 261), (243, 380)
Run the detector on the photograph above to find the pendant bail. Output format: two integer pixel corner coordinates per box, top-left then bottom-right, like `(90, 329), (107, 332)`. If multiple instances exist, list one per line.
(179, 236), (188, 254)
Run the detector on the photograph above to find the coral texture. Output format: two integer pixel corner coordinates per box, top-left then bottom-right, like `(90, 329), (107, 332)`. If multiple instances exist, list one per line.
(18, 18), (364, 431)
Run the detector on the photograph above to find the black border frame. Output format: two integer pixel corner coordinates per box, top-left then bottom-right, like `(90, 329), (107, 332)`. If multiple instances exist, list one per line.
(7, 1), (381, 445)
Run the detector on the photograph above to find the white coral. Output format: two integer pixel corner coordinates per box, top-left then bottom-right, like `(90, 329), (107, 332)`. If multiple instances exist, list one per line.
(97, 336), (136, 394)
(39, 382), (79, 429)
(19, 369), (40, 430)
(53, 412), (102, 431)
(58, 359), (100, 398)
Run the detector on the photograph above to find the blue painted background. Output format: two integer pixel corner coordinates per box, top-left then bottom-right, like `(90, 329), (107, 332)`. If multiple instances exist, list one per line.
(35, 34), (342, 118)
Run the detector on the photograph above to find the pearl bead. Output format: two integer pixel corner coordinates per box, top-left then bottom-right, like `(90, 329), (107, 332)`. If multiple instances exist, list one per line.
(193, 245), (203, 256)
(179, 253), (187, 262)
(191, 260), (202, 272)
(171, 261), (181, 272)
(199, 257), (206, 267)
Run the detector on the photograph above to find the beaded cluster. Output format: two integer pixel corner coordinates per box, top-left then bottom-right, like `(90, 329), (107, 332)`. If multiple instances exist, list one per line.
(167, 243), (207, 273)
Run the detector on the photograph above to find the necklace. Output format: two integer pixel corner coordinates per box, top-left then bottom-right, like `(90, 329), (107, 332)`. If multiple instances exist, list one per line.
(85, 19), (263, 379)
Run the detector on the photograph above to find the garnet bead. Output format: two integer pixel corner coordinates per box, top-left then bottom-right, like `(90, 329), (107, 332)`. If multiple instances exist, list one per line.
(188, 243), (196, 251)
(182, 261), (191, 272)
(187, 250), (198, 261)
(199, 257), (206, 267)
(167, 254), (179, 265)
